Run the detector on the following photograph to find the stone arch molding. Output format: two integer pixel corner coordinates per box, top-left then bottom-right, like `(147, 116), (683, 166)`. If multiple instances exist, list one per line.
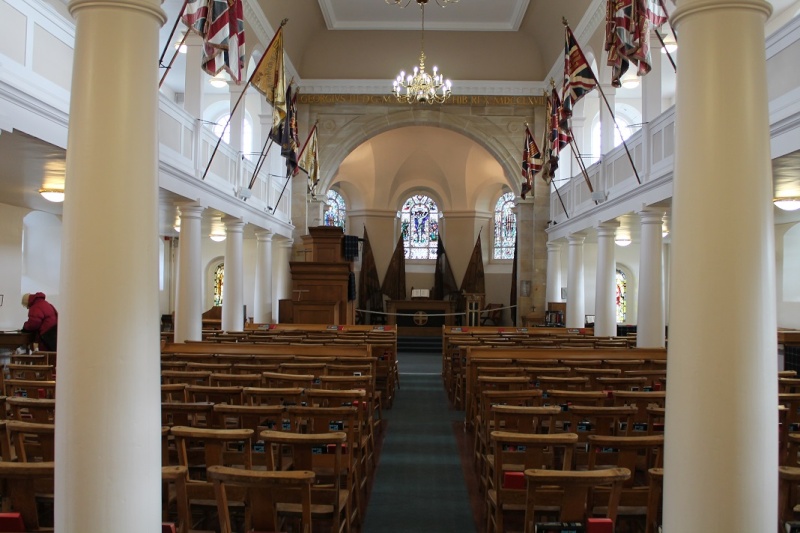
(314, 107), (528, 196)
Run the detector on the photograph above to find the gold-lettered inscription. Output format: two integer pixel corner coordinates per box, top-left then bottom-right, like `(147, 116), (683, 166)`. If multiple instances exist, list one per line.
(297, 94), (546, 107)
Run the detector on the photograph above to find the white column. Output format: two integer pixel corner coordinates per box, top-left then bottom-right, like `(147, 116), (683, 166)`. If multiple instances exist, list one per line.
(228, 83), (245, 156)
(636, 209), (665, 347)
(221, 216), (245, 331)
(599, 84), (617, 157)
(594, 222), (619, 337)
(665, 0), (777, 531)
(174, 203), (204, 343)
(546, 242), (563, 304)
(515, 199), (535, 324)
(274, 238), (294, 321)
(309, 196), (327, 228)
(642, 30), (664, 123)
(566, 233), (586, 328)
(253, 229), (274, 324)
(57, 0), (165, 529)
(182, 32), (204, 119)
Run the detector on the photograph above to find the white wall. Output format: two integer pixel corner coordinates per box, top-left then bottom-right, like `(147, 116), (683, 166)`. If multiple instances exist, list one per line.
(0, 203), (28, 329)
(777, 221), (800, 328)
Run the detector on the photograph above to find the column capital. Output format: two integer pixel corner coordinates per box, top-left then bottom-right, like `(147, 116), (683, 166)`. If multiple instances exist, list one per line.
(568, 232), (586, 244)
(255, 229), (274, 241)
(223, 216), (245, 234)
(177, 203), (204, 219)
(547, 241), (562, 252)
(596, 220), (620, 238)
(638, 208), (665, 225)
(281, 238), (294, 248)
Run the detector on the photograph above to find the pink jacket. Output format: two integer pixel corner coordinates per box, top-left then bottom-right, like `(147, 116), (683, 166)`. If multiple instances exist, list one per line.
(23, 292), (58, 338)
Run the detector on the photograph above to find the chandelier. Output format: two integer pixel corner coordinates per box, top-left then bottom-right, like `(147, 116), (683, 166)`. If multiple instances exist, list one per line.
(386, 0), (458, 6)
(391, 0), (452, 104)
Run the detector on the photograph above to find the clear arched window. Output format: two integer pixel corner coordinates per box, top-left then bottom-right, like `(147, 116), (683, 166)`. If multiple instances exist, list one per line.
(616, 268), (627, 323)
(400, 194), (439, 260)
(324, 190), (346, 231)
(213, 114), (253, 160)
(493, 192), (517, 260)
(213, 263), (224, 307)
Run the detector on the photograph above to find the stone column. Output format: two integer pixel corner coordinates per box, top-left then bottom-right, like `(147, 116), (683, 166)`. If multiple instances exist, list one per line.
(594, 221), (619, 337)
(566, 233), (586, 328)
(515, 199), (535, 324)
(664, 0), (777, 530)
(253, 229), (274, 324)
(546, 242), (563, 304)
(274, 238), (294, 321)
(636, 209), (665, 347)
(174, 203), (204, 343)
(57, 0), (165, 529)
(221, 216), (245, 331)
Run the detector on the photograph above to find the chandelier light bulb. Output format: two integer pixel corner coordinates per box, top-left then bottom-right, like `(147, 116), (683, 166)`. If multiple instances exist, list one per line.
(774, 197), (800, 211)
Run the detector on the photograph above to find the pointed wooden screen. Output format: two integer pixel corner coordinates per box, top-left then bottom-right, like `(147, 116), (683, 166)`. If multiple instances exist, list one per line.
(381, 235), (407, 301)
(510, 233), (518, 325)
(432, 237), (459, 300)
(460, 233), (486, 295)
(358, 226), (383, 324)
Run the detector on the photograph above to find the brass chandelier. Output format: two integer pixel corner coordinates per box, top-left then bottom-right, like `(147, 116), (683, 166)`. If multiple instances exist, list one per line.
(391, 0), (453, 104)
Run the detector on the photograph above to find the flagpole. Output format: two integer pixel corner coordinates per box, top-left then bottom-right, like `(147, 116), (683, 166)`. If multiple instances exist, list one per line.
(566, 128), (600, 205)
(594, 83), (642, 184)
(201, 19), (288, 181)
(159, 30), (189, 89)
(654, 29), (677, 73)
(270, 163), (293, 214)
(159, 0), (188, 69)
(247, 137), (274, 192)
(296, 122), (317, 164)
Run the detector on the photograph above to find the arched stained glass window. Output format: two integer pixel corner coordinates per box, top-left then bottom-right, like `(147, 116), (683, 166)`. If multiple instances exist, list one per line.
(324, 190), (346, 231)
(213, 263), (224, 307)
(400, 195), (439, 260)
(616, 268), (627, 323)
(493, 192), (517, 260)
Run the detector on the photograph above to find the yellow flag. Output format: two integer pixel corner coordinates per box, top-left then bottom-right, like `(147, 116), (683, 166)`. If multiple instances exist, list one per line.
(251, 26), (286, 134)
(298, 126), (319, 193)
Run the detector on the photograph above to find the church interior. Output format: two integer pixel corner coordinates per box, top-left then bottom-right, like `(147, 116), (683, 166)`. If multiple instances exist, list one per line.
(1, 0), (800, 530)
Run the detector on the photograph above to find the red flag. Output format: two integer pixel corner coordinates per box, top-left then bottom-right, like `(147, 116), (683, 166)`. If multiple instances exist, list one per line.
(520, 126), (542, 199)
(563, 25), (598, 119)
(182, 0), (246, 83)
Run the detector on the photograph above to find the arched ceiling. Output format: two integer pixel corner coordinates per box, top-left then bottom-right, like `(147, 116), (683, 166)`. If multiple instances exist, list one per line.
(330, 125), (508, 212)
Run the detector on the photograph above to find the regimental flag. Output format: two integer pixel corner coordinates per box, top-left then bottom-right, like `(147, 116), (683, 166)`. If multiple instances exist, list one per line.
(280, 85), (299, 175)
(605, 0), (666, 88)
(182, 0), (245, 83)
(459, 233), (485, 296)
(543, 88), (569, 183)
(298, 124), (319, 194)
(251, 26), (286, 138)
(381, 235), (407, 301)
(358, 227), (384, 324)
(563, 25), (598, 120)
(432, 237), (458, 301)
(520, 125), (542, 200)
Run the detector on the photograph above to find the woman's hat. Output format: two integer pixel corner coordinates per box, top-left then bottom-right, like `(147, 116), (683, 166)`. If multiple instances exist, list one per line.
(21, 293), (30, 307)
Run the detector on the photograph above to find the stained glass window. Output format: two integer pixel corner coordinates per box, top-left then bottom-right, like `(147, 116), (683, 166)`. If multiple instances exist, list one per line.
(324, 190), (346, 231)
(616, 268), (627, 323)
(400, 195), (439, 260)
(213, 263), (224, 307)
(493, 192), (517, 260)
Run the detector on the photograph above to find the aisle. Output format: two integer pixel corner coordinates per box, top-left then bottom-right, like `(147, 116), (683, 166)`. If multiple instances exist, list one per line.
(362, 353), (476, 533)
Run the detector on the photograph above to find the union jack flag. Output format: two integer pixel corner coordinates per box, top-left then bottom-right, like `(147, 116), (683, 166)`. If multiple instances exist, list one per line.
(645, 0), (669, 26)
(182, 0), (246, 83)
(550, 88), (570, 155)
(520, 126), (542, 199)
(563, 26), (598, 120)
(605, 0), (666, 87)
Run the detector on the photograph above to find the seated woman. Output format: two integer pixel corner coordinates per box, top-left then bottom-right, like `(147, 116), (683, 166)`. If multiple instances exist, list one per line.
(21, 292), (58, 351)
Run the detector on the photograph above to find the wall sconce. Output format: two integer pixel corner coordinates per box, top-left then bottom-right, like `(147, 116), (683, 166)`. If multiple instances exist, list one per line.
(615, 236), (632, 247)
(520, 280), (531, 297)
(209, 232), (226, 242)
(774, 197), (800, 211)
(39, 188), (65, 202)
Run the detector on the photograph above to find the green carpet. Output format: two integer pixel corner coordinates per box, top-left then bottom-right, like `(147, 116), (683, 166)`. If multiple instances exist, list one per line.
(362, 353), (477, 532)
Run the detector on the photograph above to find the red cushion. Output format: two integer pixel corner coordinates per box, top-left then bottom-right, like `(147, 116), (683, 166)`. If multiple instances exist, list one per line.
(587, 518), (614, 533)
(0, 513), (26, 532)
(503, 471), (525, 489)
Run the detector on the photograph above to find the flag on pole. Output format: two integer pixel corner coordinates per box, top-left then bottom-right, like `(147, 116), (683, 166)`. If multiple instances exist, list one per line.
(182, 0), (245, 83)
(251, 26), (287, 138)
(543, 88), (570, 183)
(298, 124), (319, 194)
(520, 125), (542, 199)
(605, 0), (666, 88)
(563, 25), (598, 120)
(279, 84), (299, 176)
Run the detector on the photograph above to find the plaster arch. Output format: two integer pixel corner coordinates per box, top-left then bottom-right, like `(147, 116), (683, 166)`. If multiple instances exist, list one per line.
(314, 108), (528, 196)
